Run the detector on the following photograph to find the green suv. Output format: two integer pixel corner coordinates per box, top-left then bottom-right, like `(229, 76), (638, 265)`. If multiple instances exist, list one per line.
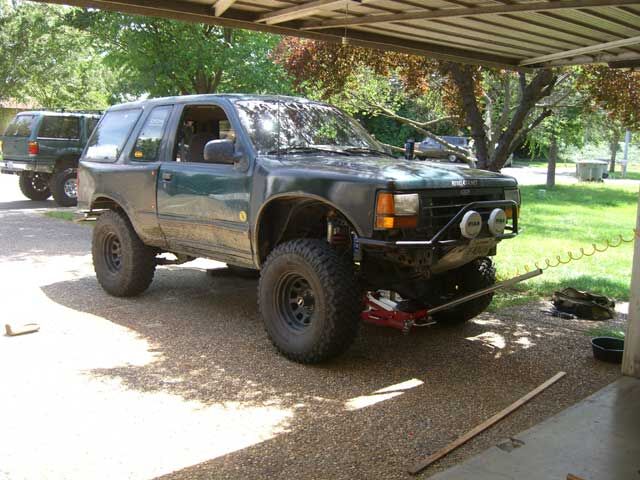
(0, 111), (100, 206)
(79, 95), (520, 363)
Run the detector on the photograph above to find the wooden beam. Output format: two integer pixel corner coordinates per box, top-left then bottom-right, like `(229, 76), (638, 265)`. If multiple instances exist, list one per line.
(302, 0), (640, 30)
(545, 51), (640, 66)
(29, 0), (525, 70)
(520, 35), (640, 65)
(408, 372), (567, 475)
(213, 0), (237, 17)
(257, 0), (352, 25)
(622, 189), (640, 377)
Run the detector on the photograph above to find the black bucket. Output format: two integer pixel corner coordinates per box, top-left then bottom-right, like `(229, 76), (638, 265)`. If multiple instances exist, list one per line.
(591, 337), (624, 364)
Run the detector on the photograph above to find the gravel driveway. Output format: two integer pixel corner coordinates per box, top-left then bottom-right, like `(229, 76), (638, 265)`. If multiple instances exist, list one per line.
(0, 174), (622, 480)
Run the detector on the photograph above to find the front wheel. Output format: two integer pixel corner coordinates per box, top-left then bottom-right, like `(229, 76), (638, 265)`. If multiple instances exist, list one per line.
(92, 210), (156, 297)
(258, 239), (360, 363)
(431, 257), (496, 325)
(19, 172), (51, 201)
(51, 168), (78, 207)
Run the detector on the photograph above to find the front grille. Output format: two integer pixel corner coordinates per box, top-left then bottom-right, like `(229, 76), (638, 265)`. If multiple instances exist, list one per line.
(419, 188), (503, 240)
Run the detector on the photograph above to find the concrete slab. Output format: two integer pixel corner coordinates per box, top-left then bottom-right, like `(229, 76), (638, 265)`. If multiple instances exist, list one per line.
(429, 376), (640, 480)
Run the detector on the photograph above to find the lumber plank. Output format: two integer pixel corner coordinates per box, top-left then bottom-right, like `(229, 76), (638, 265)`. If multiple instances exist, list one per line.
(408, 371), (566, 475)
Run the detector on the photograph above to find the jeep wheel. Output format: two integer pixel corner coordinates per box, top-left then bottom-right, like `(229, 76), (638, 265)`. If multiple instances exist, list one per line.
(258, 239), (360, 363)
(432, 257), (496, 325)
(51, 168), (78, 207)
(92, 210), (156, 297)
(19, 172), (51, 201)
(447, 153), (457, 162)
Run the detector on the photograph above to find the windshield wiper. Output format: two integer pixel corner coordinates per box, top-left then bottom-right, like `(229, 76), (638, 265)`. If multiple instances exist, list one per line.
(344, 147), (395, 158)
(267, 146), (350, 155)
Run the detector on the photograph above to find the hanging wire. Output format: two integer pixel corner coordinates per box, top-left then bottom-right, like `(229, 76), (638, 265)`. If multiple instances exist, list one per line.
(510, 227), (639, 277)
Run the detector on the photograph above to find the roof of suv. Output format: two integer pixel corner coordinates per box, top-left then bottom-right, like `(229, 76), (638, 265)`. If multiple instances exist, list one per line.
(16, 111), (101, 118)
(108, 94), (323, 111)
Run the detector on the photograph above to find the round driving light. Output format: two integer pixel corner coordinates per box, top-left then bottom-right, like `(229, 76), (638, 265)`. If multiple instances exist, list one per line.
(488, 208), (507, 236)
(460, 210), (482, 239)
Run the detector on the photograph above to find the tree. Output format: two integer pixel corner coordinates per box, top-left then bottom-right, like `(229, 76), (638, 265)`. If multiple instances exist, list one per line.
(578, 66), (640, 131)
(577, 66), (640, 173)
(0, 2), (113, 109)
(275, 38), (560, 171)
(73, 10), (292, 99)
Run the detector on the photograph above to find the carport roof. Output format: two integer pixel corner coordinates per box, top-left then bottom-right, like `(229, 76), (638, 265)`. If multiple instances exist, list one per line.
(41, 0), (640, 69)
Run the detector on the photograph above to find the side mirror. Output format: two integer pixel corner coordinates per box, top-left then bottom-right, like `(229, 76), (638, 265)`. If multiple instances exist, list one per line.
(204, 139), (235, 164)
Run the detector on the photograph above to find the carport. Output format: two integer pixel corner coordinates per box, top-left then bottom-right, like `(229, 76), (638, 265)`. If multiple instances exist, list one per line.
(38, 0), (640, 376)
(19, 0), (640, 477)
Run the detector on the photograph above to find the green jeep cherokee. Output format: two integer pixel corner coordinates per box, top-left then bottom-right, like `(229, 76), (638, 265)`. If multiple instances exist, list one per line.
(0, 111), (100, 206)
(78, 95), (521, 363)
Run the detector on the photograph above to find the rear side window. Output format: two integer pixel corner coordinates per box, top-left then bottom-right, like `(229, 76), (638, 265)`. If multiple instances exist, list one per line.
(4, 115), (36, 137)
(131, 106), (172, 162)
(85, 109), (141, 162)
(38, 116), (80, 139)
(86, 117), (100, 137)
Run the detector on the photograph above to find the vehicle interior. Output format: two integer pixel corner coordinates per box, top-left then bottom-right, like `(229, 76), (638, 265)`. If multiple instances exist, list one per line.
(175, 105), (235, 163)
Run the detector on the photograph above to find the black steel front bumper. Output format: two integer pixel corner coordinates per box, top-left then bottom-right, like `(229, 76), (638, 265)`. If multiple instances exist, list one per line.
(358, 200), (519, 249)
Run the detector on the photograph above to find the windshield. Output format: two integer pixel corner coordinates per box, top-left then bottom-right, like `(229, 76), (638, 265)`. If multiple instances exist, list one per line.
(235, 99), (384, 155)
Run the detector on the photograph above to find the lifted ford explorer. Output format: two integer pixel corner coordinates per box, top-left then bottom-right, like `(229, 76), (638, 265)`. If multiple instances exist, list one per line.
(78, 95), (521, 363)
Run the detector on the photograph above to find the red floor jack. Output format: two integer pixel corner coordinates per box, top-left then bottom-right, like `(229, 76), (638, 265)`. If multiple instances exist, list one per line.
(361, 269), (543, 334)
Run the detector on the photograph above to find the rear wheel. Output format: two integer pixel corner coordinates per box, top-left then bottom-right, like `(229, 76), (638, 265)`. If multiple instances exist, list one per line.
(431, 257), (496, 325)
(19, 172), (51, 201)
(51, 168), (77, 207)
(92, 210), (156, 297)
(258, 239), (360, 363)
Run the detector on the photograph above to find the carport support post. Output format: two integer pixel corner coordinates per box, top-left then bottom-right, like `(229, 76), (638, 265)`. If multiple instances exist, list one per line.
(622, 188), (640, 377)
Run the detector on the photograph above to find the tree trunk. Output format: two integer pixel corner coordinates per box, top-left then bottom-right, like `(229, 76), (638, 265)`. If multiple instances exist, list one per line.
(609, 130), (620, 173)
(547, 134), (557, 188)
(445, 63), (490, 169)
(491, 69), (557, 172)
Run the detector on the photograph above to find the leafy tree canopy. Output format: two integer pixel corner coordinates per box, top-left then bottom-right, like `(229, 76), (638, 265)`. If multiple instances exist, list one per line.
(73, 10), (292, 99)
(0, 1), (113, 109)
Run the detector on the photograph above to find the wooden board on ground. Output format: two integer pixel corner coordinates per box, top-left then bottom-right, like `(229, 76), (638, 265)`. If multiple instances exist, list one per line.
(408, 371), (567, 475)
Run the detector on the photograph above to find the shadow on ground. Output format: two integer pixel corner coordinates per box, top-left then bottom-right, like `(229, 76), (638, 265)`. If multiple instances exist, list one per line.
(41, 266), (621, 479)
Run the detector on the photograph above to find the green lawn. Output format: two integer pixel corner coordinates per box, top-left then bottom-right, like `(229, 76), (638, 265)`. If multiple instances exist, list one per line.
(492, 183), (638, 310)
(44, 210), (75, 222)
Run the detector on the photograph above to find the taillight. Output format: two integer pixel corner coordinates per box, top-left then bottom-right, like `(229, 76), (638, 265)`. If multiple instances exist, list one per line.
(28, 141), (39, 156)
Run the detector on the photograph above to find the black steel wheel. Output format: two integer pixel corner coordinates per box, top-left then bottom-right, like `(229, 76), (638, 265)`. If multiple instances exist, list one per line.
(258, 239), (360, 363)
(92, 210), (156, 297)
(19, 172), (51, 201)
(276, 273), (316, 332)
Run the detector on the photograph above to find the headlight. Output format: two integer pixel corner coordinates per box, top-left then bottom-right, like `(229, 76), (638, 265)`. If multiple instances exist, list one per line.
(504, 188), (521, 206)
(393, 193), (419, 215)
(504, 188), (520, 219)
(375, 192), (419, 229)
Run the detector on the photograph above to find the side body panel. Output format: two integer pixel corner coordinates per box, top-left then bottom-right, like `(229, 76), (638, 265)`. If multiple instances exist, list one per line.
(156, 100), (253, 265)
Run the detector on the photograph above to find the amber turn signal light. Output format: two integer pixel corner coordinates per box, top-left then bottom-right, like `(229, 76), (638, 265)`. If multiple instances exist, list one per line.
(375, 192), (418, 229)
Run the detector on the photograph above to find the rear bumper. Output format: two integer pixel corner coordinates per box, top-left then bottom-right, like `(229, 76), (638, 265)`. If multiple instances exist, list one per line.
(0, 160), (53, 174)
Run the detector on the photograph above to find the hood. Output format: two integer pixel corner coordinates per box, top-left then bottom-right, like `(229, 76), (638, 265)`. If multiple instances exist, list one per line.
(272, 155), (517, 190)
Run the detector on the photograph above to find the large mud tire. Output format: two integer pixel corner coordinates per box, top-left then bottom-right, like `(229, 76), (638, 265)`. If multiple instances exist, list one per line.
(432, 257), (496, 325)
(19, 172), (51, 201)
(51, 168), (77, 207)
(258, 239), (360, 363)
(92, 210), (156, 297)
